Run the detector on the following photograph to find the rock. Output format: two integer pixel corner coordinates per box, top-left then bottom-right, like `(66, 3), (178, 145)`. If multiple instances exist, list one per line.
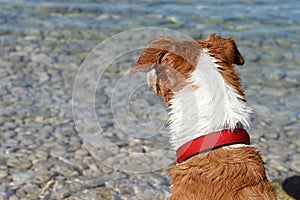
(0, 1), (299, 198)
(9, 52), (30, 63)
(282, 176), (300, 199)
(31, 54), (54, 64)
(49, 147), (67, 158)
(8, 196), (18, 200)
(0, 194), (8, 200)
(264, 132), (279, 140)
(290, 159), (300, 172)
(7, 157), (32, 170)
(272, 180), (294, 200)
(0, 170), (8, 179)
(35, 170), (58, 183)
(11, 171), (35, 186)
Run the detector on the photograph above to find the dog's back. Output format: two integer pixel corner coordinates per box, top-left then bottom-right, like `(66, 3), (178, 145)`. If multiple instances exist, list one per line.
(170, 147), (276, 199)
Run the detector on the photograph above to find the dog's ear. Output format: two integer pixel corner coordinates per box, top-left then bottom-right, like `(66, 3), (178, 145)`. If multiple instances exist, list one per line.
(130, 36), (176, 73)
(227, 38), (244, 65)
(203, 34), (244, 66)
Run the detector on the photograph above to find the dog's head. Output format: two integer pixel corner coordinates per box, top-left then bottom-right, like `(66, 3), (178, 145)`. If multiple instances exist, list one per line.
(131, 34), (245, 105)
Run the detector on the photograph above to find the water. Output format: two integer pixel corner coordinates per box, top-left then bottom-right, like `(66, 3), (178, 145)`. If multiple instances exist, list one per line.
(1, 1), (300, 37)
(0, 0), (300, 198)
(2, 0), (299, 121)
(1, 1), (300, 66)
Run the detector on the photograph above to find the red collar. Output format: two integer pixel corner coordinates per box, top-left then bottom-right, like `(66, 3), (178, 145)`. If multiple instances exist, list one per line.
(176, 129), (250, 163)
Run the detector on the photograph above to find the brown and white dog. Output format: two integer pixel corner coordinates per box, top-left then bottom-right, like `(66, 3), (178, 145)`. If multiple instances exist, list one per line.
(131, 34), (277, 199)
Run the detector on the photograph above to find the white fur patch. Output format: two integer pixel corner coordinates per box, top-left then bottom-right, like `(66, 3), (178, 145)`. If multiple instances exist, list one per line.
(168, 49), (253, 149)
(147, 68), (157, 87)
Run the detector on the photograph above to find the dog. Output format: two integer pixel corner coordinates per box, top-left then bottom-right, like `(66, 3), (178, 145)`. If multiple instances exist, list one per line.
(130, 34), (277, 199)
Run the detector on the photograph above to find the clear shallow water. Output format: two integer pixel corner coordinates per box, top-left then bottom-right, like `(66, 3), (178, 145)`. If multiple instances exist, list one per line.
(1, 0), (300, 69)
(1, 1), (299, 117)
(1, 0), (300, 38)
(0, 0), (300, 194)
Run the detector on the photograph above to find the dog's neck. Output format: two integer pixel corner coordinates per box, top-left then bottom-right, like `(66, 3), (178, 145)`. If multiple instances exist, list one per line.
(168, 49), (253, 150)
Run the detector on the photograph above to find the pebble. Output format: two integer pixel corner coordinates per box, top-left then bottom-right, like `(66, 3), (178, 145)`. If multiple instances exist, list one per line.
(0, 170), (8, 179)
(290, 161), (300, 172)
(0, 1), (299, 199)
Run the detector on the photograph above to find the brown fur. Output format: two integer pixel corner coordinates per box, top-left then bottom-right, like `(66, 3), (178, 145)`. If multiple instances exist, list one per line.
(131, 34), (277, 199)
(170, 147), (276, 200)
(131, 34), (246, 104)
(198, 34), (246, 100)
(131, 36), (202, 104)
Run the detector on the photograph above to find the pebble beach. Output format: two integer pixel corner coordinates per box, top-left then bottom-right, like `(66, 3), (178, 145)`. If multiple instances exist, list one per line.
(0, 0), (300, 199)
